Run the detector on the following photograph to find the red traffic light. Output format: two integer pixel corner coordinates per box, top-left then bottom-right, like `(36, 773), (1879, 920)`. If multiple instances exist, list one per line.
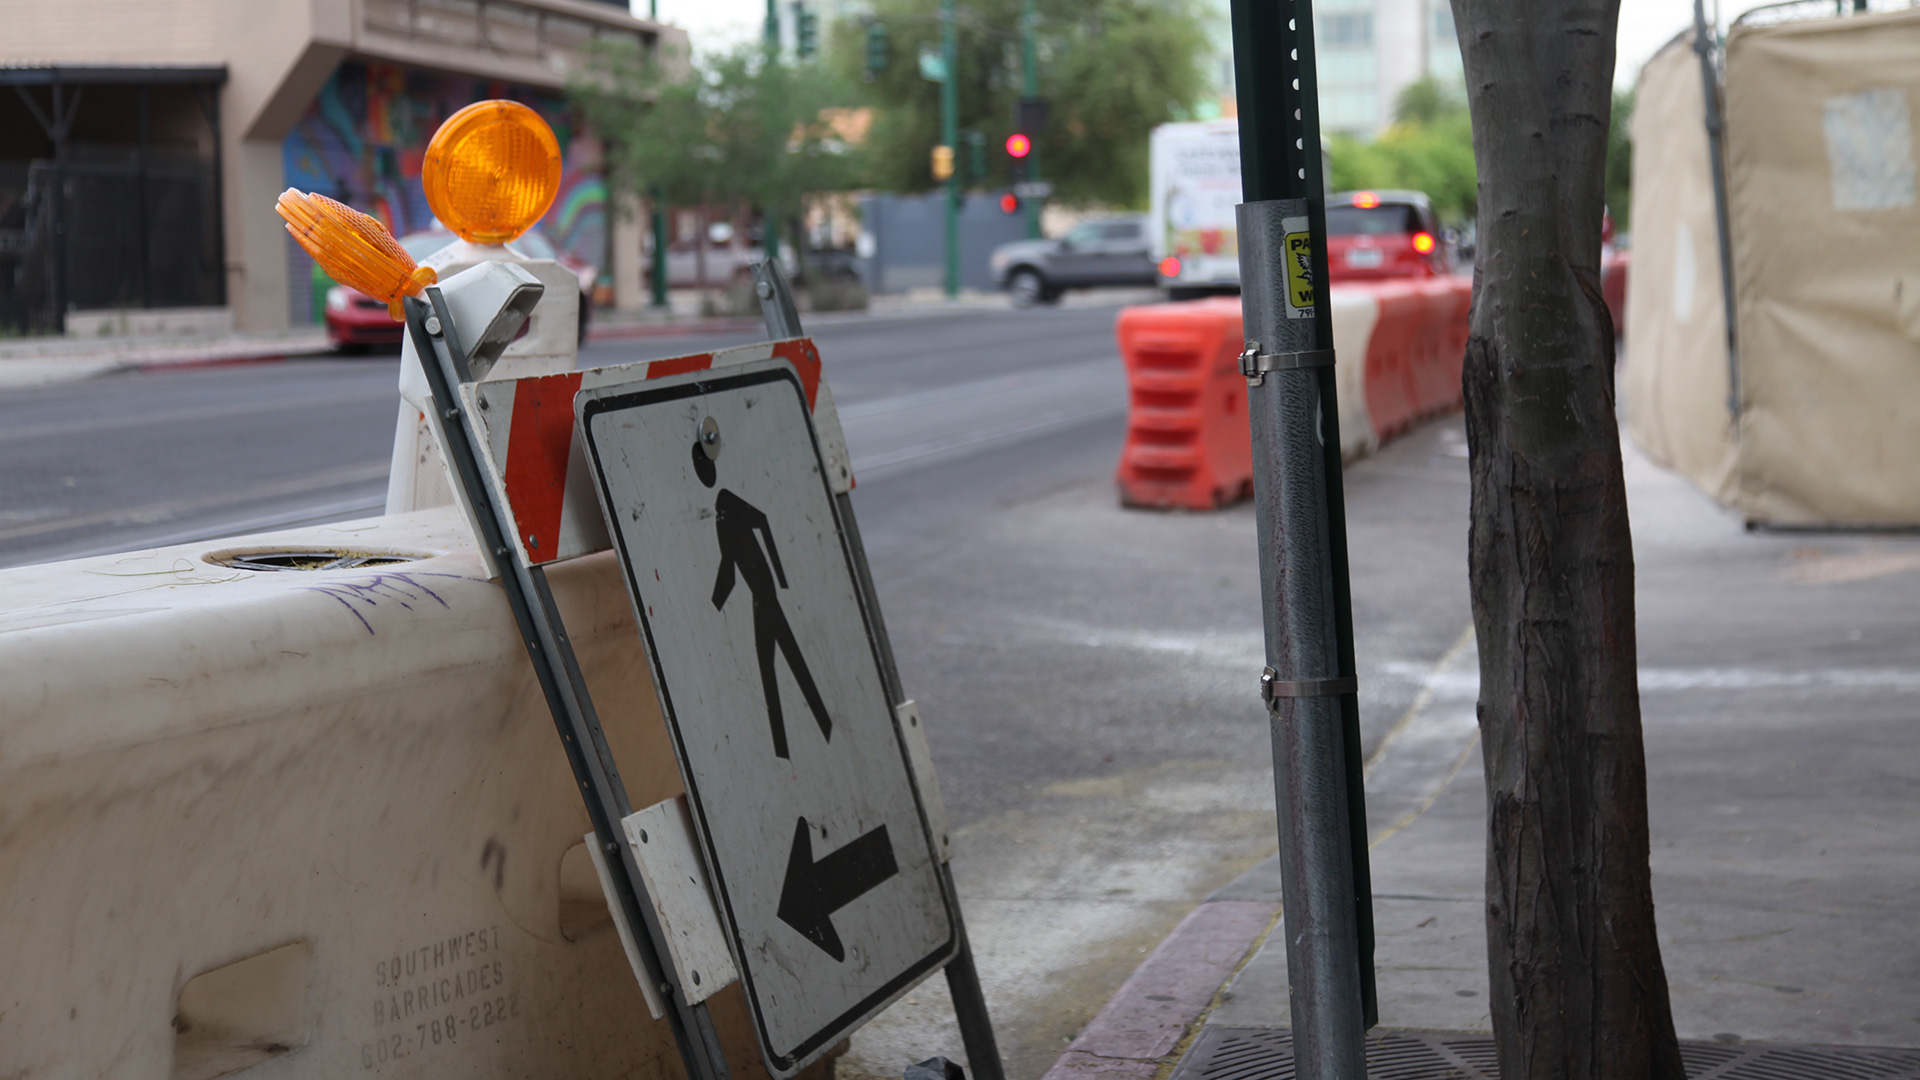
(1005, 133), (1032, 158)
(999, 192), (1021, 214)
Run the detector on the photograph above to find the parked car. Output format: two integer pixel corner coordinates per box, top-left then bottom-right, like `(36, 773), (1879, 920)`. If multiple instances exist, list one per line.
(989, 217), (1156, 307)
(322, 226), (595, 351)
(1323, 190), (1452, 280)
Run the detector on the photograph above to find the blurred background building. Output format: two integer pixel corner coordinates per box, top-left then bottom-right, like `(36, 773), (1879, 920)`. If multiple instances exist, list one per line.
(1199, 0), (1464, 134)
(0, 0), (681, 336)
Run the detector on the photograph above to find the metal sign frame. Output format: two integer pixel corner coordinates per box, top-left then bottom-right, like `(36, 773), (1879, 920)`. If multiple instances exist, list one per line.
(399, 260), (1004, 1080)
(576, 361), (957, 1074)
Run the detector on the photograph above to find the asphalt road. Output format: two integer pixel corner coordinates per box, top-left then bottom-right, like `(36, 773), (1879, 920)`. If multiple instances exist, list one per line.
(0, 297), (1475, 1077)
(0, 304), (1128, 570)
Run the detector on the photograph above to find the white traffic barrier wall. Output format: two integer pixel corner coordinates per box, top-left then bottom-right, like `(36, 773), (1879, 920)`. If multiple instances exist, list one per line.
(0, 507), (794, 1079)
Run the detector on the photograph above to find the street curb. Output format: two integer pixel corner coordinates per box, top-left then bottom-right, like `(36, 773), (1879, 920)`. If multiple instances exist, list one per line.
(1040, 899), (1281, 1080)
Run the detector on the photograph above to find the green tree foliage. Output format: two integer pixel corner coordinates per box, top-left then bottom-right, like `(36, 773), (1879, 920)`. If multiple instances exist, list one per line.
(1607, 88), (1634, 230)
(1327, 76), (1476, 225)
(574, 40), (863, 229)
(828, 0), (1213, 207)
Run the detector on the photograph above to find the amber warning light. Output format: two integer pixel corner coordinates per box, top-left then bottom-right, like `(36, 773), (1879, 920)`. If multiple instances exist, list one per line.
(1412, 232), (1436, 254)
(276, 190), (435, 321)
(423, 100), (563, 244)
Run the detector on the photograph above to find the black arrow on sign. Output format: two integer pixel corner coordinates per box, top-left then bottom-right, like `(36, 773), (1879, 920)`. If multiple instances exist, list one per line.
(777, 816), (899, 962)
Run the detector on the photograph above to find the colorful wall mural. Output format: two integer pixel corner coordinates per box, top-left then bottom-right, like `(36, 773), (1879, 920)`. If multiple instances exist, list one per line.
(282, 60), (607, 323)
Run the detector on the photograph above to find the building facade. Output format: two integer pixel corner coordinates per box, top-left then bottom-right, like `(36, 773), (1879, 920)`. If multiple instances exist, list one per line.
(0, 0), (684, 334)
(1202, 0), (1464, 137)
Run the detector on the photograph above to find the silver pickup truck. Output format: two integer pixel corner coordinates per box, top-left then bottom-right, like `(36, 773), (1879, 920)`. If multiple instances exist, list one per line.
(988, 216), (1156, 307)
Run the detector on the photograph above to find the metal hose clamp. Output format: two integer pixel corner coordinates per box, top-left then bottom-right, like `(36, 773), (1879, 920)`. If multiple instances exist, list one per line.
(1260, 665), (1358, 705)
(1240, 341), (1337, 386)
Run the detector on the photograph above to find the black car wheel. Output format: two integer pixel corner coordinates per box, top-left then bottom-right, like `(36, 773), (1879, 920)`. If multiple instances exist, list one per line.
(1008, 268), (1048, 308)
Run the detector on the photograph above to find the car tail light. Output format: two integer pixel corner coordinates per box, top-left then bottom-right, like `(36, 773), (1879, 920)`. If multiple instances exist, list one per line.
(1353, 191), (1380, 209)
(1411, 232), (1436, 254)
(1158, 256), (1182, 279)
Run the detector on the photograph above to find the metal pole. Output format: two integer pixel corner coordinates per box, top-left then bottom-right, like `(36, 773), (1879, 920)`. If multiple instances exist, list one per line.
(1693, 0), (1740, 420)
(941, 0), (959, 299)
(1229, 0), (1374, 1076)
(404, 294), (734, 1080)
(651, 186), (669, 309)
(1020, 0), (1040, 241)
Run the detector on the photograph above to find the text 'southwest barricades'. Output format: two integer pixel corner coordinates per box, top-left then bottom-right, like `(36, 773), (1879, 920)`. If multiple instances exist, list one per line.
(1113, 276), (1473, 511)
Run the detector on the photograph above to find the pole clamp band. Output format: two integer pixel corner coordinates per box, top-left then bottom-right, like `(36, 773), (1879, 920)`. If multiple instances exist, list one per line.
(1260, 665), (1357, 704)
(1240, 341), (1337, 385)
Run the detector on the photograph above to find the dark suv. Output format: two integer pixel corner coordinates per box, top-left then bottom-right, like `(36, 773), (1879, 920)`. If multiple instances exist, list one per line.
(989, 217), (1155, 307)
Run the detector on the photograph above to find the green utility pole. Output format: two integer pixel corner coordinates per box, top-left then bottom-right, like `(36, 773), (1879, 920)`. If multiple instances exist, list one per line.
(1020, 0), (1040, 240)
(941, 0), (959, 298)
(763, 0), (781, 267)
(650, 186), (668, 308)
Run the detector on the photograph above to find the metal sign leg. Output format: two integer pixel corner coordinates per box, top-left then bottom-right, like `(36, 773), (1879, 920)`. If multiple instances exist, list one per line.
(403, 293), (734, 1080)
(752, 259), (1007, 1080)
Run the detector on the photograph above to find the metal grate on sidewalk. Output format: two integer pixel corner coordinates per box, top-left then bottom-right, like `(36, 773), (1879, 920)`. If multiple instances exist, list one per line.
(1170, 1026), (1920, 1080)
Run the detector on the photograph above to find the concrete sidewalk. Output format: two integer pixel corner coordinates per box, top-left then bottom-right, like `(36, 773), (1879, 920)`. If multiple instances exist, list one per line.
(1039, 437), (1920, 1078)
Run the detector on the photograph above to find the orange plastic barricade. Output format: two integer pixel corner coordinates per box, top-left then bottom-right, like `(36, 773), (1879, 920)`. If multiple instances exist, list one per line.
(1114, 296), (1253, 510)
(1357, 277), (1472, 442)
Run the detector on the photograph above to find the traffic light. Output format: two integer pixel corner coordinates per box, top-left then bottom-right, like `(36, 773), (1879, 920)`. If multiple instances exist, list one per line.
(862, 20), (889, 81)
(1015, 97), (1050, 137)
(794, 2), (818, 59)
(931, 145), (954, 182)
(1004, 133), (1031, 159)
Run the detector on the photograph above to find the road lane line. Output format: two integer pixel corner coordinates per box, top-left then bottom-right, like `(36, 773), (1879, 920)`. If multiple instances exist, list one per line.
(0, 387), (393, 444)
(0, 461), (390, 543)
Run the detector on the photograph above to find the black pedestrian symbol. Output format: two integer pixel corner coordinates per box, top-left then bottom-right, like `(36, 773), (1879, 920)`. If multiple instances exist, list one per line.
(695, 438), (832, 759)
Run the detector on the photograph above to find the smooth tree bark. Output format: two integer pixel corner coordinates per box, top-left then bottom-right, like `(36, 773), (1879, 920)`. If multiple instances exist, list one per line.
(1448, 2), (1685, 1077)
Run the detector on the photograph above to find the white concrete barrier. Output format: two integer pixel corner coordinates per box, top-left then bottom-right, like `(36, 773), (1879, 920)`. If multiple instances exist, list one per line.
(0, 507), (790, 1078)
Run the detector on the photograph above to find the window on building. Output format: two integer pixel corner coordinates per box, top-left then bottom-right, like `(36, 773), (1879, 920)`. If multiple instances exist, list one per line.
(1320, 89), (1377, 134)
(1320, 13), (1374, 49)
(1431, 3), (1455, 44)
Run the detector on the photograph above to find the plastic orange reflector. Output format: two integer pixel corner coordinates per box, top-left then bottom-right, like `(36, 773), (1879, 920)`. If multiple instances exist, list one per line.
(1005, 133), (1032, 158)
(276, 190), (436, 320)
(423, 100), (563, 244)
(1352, 191), (1380, 209)
(1158, 256), (1182, 279)
(1411, 231), (1436, 254)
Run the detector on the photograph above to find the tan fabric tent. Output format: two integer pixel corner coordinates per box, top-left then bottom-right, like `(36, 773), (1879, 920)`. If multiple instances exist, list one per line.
(1623, 34), (1739, 507)
(1625, 12), (1920, 525)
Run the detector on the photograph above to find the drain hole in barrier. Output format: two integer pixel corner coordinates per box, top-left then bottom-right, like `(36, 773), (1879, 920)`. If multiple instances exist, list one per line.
(211, 549), (428, 572)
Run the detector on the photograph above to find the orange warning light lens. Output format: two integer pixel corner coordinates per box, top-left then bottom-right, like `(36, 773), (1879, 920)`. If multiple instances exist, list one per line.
(423, 100), (563, 245)
(276, 190), (436, 320)
(1352, 191), (1380, 209)
(1411, 231), (1436, 254)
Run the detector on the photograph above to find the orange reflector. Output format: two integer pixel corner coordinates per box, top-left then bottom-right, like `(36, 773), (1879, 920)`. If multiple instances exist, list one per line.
(423, 100), (563, 245)
(1158, 256), (1182, 279)
(999, 192), (1020, 214)
(1352, 191), (1380, 209)
(1411, 231), (1436, 253)
(276, 190), (436, 320)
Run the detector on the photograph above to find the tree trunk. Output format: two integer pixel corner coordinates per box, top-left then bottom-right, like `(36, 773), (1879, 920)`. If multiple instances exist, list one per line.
(1448, 2), (1685, 1077)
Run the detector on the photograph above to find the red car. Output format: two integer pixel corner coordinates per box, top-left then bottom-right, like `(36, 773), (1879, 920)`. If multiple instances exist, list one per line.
(1324, 190), (1452, 280)
(323, 228), (596, 352)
